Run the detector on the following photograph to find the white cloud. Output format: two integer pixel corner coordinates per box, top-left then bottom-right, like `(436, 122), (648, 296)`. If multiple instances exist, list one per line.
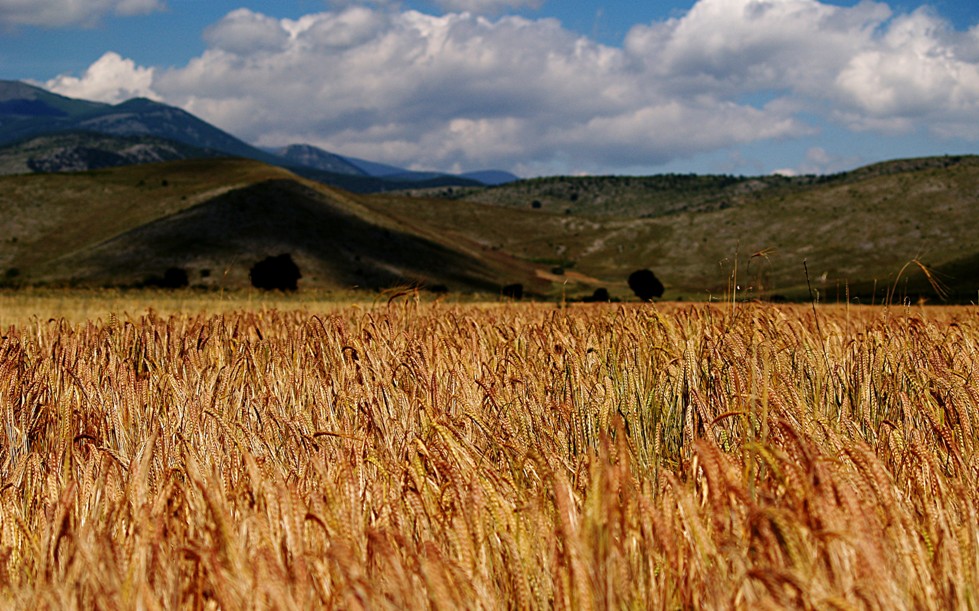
(626, 1), (979, 137)
(148, 5), (809, 173)
(43, 1), (979, 174)
(429, 0), (544, 15)
(625, 0), (893, 96)
(833, 9), (979, 124)
(203, 9), (291, 55)
(44, 52), (158, 103)
(0, 0), (164, 28)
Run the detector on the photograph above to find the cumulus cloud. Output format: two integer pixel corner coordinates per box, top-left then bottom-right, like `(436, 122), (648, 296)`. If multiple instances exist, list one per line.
(0, 0), (164, 28)
(833, 10), (979, 125)
(203, 9), (291, 55)
(149, 5), (810, 173)
(429, 0), (544, 15)
(45, 52), (158, 103)
(46, 0), (979, 174)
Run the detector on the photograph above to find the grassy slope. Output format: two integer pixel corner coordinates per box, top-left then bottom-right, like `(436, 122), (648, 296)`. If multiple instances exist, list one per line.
(384, 155), (979, 301)
(1, 154), (978, 301)
(1, 159), (288, 273)
(0, 158), (542, 293)
(0, 132), (223, 176)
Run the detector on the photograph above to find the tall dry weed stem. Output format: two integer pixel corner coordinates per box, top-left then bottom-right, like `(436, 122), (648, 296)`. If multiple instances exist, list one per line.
(0, 302), (978, 608)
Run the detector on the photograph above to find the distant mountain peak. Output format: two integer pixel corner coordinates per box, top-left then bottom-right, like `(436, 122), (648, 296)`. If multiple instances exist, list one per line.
(275, 144), (367, 176)
(0, 80), (45, 102)
(0, 81), (504, 192)
(460, 170), (519, 186)
(0, 80), (106, 120)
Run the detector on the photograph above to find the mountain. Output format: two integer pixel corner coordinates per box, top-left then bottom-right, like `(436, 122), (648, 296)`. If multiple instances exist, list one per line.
(0, 158), (543, 294)
(0, 81), (508, 190)
(0, 132), (223, 175)
(460, 170), (519, 186)
(0, 80), (106, 121)
(295, 146), (517, 185)
(285, 164), (485, 193)
(273, 144), (367, 176)
(77, 97), (291, 165)
(343, 155), (413, 177)
(0, 81), (294, 171)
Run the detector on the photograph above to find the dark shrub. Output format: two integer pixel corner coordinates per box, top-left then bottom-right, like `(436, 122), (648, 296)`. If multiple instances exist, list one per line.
(161, 267), (189, 289)
(250, 254), (301, 291)
(143, 267), (189, 289)
(502, 283), (523, 300)
(1, 268), (20, 287)
(531, 200), (542, 209)
(628, 269), (664, 301)
(582, 287), (611, 303)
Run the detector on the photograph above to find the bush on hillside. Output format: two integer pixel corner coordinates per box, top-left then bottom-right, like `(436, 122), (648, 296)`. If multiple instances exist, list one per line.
(628, 269), (664, 301)
(250, 254), (301, 291)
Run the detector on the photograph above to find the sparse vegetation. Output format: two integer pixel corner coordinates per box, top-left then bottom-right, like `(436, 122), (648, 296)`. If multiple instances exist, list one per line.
(1, 299), (977, 608)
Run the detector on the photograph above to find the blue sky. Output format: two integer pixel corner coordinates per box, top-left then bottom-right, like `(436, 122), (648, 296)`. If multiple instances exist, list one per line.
(2, 0), (979, 177)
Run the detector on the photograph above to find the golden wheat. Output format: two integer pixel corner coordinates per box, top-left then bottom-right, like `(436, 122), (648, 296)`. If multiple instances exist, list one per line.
(0, 300), (977, 609)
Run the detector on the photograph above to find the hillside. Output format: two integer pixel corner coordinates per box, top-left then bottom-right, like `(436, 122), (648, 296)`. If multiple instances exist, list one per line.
(0, 80), (107, 123)
(379, 155), (979, 302)
(0, 158), (543, 294)
(1, 154), (977, 302)
(0, 132), (224, 175)
(405, 156), (972, 218)
(274, 144), (366, 176)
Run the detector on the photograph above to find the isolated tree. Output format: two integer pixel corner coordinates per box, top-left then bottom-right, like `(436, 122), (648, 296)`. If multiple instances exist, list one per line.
(628, 269), (664, 301)
(250, 254), (301, 291)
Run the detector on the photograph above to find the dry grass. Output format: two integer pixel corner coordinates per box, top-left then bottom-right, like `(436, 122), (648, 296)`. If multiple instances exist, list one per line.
(1, 299), (978, 609)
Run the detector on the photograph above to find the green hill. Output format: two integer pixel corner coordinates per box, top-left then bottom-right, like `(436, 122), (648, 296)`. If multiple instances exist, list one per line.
(386, 155), (979, 302)
(0, 158), (543, 294)
(1, 154), (978, 302)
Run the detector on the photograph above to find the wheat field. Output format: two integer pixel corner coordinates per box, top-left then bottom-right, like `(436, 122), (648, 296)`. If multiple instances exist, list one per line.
(0, 299), (977, 609)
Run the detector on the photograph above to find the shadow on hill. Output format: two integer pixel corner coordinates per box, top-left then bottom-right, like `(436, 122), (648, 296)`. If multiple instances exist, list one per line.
(47, 179), (532, 293)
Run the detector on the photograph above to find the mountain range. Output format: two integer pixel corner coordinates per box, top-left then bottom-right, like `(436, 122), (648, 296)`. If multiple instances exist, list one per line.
(0, 80), (518, 191)
(1, 80), (977, 302)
